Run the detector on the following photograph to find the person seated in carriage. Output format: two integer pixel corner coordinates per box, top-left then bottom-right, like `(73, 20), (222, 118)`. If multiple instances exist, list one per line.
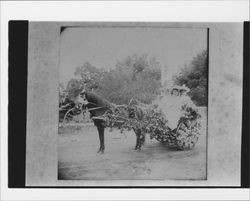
(153, 84), (195, 130)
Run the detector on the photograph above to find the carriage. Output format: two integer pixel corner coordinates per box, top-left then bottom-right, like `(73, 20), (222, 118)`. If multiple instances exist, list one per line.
(97, 85), (202, 150)
(59, 84), (202, 151)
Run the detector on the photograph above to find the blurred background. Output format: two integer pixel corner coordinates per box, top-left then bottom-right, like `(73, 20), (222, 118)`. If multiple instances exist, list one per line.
(59, 27), (208, 122)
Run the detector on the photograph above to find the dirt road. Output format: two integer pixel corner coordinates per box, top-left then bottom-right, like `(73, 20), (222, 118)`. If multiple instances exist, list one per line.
(58, 115), (207, 180)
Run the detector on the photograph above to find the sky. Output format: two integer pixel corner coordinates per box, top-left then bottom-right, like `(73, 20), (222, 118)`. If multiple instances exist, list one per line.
(60, 27), (207, 84)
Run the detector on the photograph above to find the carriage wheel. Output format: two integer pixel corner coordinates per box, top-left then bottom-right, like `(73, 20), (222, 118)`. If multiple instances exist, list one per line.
(63, 108), (75, 124)
(175, 119), (201, 150)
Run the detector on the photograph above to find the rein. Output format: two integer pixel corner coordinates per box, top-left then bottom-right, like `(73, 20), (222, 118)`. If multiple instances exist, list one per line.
(83, 100), (111, 111)
(83, 106), (105, 112)
(62, 106), (104, 124)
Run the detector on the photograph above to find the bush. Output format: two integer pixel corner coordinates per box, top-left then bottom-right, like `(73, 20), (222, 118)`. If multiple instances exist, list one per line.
(174, 50), (208, 106)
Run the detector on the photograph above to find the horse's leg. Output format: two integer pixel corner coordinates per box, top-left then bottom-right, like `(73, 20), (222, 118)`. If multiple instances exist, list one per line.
(133, 128), (139, 150)
(139, 131), (145, 148)
(134, 129), (146, 151)
(134, 129), (145, 151)
(96, 122), (105, 153)
(135, 133), (139, 150)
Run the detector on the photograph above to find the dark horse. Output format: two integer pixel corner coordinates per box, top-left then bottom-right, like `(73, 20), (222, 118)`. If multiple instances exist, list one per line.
(78, 90), (145, 153)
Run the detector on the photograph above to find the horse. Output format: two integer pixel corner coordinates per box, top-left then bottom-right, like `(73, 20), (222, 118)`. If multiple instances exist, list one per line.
(78, 89), (146, 153)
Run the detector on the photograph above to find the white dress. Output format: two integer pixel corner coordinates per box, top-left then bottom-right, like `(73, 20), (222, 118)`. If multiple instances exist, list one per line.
(153, 94), (183, 129)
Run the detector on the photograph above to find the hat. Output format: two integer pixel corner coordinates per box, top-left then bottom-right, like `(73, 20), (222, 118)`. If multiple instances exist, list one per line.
(171, 84), (190, 92)
(178, 85), (190, 93)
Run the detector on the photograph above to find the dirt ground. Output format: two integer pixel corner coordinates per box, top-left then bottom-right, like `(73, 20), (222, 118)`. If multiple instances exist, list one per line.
(58, 110), (207, 180)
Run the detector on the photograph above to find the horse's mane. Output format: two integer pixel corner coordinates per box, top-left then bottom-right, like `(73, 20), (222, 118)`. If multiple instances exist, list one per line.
(85, 92), (114, 109)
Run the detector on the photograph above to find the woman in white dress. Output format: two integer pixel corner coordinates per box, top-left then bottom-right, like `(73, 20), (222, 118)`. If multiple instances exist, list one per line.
(153, 84), (194, 130)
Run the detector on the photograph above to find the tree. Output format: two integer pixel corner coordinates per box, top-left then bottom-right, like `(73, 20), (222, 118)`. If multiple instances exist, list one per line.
(65, 55), (162, 105)
(74, 62), (106, 91)
(66, 78), (82, 100)
(174, 50), (208, 106)
(96, 54), (162, 104)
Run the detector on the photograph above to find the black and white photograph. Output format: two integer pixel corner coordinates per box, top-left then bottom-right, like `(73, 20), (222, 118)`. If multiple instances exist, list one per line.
(21, 21), (245, 188)
(3, 1), (250, 200)
(58, 26), (208, 180)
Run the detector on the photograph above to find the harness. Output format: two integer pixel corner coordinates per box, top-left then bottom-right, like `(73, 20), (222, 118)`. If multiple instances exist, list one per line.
(62, 100), (111, 123)
(61, 93), (140, 123)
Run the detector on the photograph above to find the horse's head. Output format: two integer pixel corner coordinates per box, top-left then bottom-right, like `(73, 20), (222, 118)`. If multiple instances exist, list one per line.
(77, 89), (89, 106)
